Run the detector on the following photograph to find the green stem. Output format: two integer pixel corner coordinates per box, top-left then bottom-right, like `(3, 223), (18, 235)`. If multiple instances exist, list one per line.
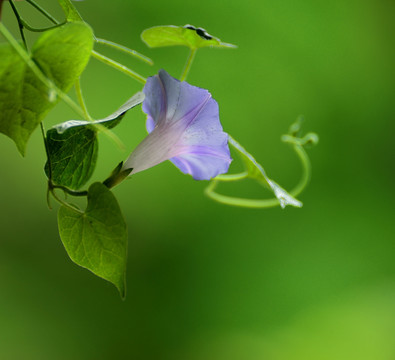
(205, 181), (282, 208)
(95, 38), (153, 65)
(20, 19), (66, 32)
(214, 172), (248, 182)
(205, 137), (312, 209)
(51, 184), (88, 197)
(0, 22), (86, 118)
(25, 0), (58, 24)
(10, 0), (63, 32)
(50, 188), (84, 214)
(180, 48), (197, 81)
(285, 143), (311, 198)
(8, 0), (27, 48)
(74, 78), (125, 150)
(75, 78), (92, 120)
(91, 50), (147, 84)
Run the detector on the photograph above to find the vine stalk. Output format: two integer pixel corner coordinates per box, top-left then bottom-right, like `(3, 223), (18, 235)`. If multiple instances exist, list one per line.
(205, 137), (313, 209)
(95, 38), (153, 65)
(91, 50), (147, 84)
(180, 48), (197, 81)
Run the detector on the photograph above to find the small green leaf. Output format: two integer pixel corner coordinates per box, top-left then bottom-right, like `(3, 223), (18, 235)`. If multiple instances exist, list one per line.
(45, 126), (98, 190)
(0, 22), (93, 155)
(229, 137), (302, 208)
(141, 25), (236, 50)
(53, 91), (145, 133)
(57, 0), (84, 22)
(58, 182), (128, 297)
(103, 162), (133, 189)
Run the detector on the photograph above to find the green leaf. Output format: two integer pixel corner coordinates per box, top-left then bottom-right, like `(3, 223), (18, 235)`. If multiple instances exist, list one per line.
(58, 182), (128, 297)
(53, 91), (145, 133)
(0, 22), (93, 155)
(57, 0), (84, 22)
(45, 91), (144, 188)
(229, 137), (302, 208)
(31, 22), (93, 90)
(45, 126), (98, 190)
(141, 25), (236, 50)
(0, 43), (35, 155)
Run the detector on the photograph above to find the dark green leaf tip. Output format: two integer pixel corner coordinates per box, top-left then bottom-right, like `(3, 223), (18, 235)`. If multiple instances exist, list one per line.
(141, 25), (237, 50)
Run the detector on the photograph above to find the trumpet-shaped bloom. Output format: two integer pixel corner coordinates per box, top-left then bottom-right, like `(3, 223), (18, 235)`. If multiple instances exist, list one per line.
(123, 69), (231, 180)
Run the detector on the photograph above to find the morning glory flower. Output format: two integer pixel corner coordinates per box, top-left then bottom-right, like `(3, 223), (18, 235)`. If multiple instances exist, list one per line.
(122, 69), (232, 180)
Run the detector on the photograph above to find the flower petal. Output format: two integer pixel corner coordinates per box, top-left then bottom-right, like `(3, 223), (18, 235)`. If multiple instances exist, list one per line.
(171, 145), (231, 180)
(124, 70), (231, 180)
(143, 69), (212, 129)
(170, 96), (231, 179)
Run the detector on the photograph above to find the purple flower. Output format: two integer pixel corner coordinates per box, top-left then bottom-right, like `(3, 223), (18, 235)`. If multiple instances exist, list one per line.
(123, 69), (232, 180)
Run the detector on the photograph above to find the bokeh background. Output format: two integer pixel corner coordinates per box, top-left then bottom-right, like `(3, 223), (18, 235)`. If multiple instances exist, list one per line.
(1, 0), (394, 359)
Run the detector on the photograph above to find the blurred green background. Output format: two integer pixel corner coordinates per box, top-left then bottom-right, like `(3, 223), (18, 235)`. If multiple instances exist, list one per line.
(1, 0), (394, 359)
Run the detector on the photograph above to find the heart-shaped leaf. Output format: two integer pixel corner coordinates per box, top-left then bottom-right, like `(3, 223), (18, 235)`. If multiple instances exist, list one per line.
(58, 182), (128, 297)
(0, 22), (93, 155)
(141, 25), (236, 50)
(45, 126), (98, 190)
